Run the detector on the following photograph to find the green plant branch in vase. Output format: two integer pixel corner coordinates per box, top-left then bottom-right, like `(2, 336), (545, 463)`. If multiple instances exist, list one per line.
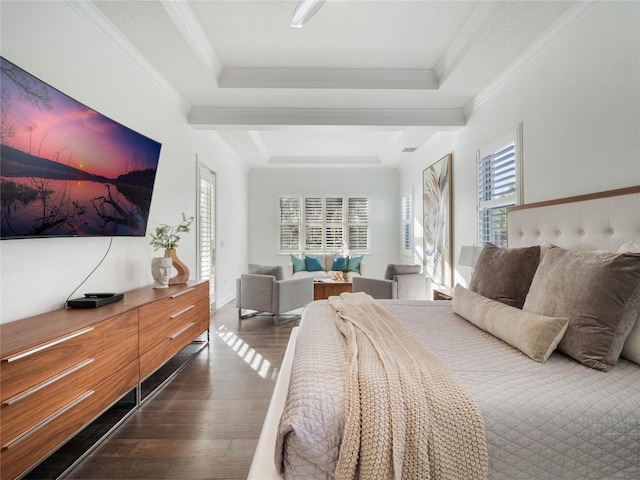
(150, 213), (194, 251)
(149, 213), (194, 285)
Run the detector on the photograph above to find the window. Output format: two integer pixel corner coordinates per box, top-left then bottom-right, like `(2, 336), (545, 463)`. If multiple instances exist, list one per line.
(324, 197), (344, 250)
(401, 192), (413, 254)
(477, 124), (522, 247)
(348, 197), (369, 251)
(197, 164), (216, 310)
(279, 196), (301, 251)
(279, 195), (369, 253)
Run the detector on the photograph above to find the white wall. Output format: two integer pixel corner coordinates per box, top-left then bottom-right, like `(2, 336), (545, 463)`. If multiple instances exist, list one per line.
(0, 1), (248, 322)
(248, 168), (400, 279)
(400, 1), (640, 287)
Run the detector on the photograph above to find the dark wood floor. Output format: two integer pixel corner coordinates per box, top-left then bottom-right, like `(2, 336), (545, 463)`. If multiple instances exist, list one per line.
(65, 303), (297, 480)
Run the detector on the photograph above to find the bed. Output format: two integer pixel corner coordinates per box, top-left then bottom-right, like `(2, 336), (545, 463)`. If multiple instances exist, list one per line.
(249, 186), (640, 480)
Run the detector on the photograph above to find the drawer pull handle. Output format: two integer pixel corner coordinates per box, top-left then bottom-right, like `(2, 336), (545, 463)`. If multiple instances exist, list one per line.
(170, 322), (195, 340)
(1, 390), (94, 451)
(169, 287), (195, 299)
(4, 327), (94, 363)
(3, 358), (95, 406)
(169, 305), (195, 319)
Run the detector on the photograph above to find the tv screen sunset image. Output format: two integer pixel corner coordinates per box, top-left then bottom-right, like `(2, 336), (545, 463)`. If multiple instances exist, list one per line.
(0, 57), (162, 239)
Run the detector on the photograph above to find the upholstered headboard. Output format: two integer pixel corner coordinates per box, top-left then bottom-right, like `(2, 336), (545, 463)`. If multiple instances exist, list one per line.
(507, 186), (640, 252)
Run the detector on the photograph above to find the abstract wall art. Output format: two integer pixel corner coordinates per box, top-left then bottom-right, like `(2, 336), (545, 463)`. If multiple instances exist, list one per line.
(423, 153), (452, 286)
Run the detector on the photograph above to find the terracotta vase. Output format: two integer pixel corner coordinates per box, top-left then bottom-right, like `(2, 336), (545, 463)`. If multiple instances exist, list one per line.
(164, 249), (189, 285)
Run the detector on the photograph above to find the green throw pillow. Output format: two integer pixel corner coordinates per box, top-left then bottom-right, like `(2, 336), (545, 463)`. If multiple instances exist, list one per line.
(332, 256), (349, 271)
(347, 255), (363, 273)
(305, 254), (324, 272)
(290, 253), (307, 273)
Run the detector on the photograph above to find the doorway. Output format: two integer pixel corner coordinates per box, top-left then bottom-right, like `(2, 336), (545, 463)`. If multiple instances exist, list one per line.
(198, 162), (216, 311)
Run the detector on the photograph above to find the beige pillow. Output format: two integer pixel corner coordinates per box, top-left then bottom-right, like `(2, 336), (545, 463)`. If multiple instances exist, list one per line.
(469, 243), (540, 309)
(452, 285), (568, 363)
(523, 246), (640, 371)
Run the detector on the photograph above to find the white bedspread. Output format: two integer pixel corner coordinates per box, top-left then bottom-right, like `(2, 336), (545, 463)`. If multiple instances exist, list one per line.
(276, 300), (640, 479)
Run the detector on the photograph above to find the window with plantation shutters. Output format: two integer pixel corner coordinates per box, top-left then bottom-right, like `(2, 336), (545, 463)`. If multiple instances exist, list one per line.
(477, 124), (522, 248)
(279, 196), (301, 251)
(325, 197), (344, 251)
(401, 192), (413, 253)
(198, 164), (216, 310)
(348, 197), (369, 250)
(278, 195), (370, 253)
(304, 197), (323, 250)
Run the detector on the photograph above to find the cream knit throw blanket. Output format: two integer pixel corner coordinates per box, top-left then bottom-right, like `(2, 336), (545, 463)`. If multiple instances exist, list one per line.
(329, 293), (487, 480)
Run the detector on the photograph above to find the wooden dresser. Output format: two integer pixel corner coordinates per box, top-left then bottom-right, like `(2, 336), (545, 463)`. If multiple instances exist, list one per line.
(0, 280), (209, 480)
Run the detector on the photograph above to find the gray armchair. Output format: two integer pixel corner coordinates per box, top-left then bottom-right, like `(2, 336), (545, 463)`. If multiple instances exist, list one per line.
(236, 264), (314, 325)
(352, 264), (430, 300)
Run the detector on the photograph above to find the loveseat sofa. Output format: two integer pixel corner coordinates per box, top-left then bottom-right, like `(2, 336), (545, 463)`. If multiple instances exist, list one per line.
(288, 253), (364, 279)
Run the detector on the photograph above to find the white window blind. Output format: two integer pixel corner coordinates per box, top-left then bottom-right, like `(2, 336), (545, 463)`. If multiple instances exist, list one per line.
(324, 197), (344, 251)
(279, 196), (301, 251)
(278, 195), (369, 253)
(348, 197), (369, 250)
(304, 197), (323, 250)
(401, 193), (413, 252)
(198, 164), (215, 309)
(477, 125), (522, 247)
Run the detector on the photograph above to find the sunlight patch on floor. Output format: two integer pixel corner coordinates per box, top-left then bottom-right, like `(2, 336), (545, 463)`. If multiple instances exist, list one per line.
(215, 325), (279, 380)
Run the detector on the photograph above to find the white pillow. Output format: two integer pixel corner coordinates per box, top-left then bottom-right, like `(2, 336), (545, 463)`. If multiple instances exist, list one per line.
(618, 242), (640, 254)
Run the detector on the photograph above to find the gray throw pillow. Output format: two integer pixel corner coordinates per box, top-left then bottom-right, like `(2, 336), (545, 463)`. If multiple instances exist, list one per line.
(248, 264), (284, 281)
(469, 243), (540, 309)
(384, 264), (421, 280)
(523, 246), (640, 371)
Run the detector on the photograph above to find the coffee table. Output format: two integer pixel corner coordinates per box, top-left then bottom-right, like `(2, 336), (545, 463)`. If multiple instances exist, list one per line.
(313, 280), (352, 300)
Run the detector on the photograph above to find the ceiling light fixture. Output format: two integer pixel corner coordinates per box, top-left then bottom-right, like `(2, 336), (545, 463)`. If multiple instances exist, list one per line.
(291, 0), (326, 28)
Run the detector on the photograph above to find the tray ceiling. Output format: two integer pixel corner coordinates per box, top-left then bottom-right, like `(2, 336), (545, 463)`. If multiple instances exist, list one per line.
(80, 0), (584, 168)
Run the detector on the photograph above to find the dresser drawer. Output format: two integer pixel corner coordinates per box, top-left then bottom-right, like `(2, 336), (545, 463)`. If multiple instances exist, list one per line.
(0, 359), (139, 480)
(1, 332), (138, 446)
(139, 296), (209, 355)
(138, 283), (208, 333)
(1, 310), (138, 403)
(139, 305), (209, 380)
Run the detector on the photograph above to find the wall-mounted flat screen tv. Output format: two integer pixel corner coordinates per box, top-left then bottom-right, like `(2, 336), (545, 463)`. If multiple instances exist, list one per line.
(1, 56), (162, 239)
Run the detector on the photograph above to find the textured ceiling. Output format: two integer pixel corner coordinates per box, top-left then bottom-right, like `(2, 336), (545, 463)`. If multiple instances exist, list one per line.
(86, 0), (578, 168)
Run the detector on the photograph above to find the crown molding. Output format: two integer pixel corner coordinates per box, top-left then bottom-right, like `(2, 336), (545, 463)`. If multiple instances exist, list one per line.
(160, 0), (223, 75)
(189, 107), (466, 129)
(463, 0), (602, 118)
(67, 0), (190, 113)
(247, 130), (271, 159)
(435, 0), (497, 84)
(218, 68), (439, 90)
(207, 131), (252, 170)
